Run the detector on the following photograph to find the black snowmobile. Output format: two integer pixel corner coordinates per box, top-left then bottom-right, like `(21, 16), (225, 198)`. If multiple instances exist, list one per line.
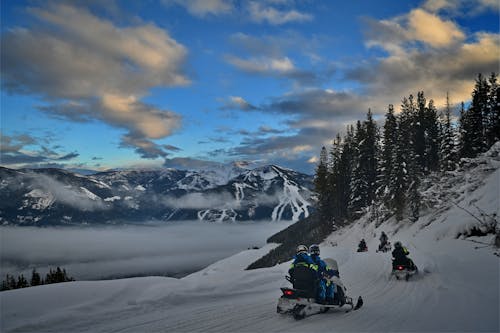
(277, 258), (363, 320)
(377, 241), (391, 253)
(391, 258), (418, 281)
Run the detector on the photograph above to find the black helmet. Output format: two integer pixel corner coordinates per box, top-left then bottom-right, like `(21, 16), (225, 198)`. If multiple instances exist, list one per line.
(394, 241), (402, 248)
(296, 244), (308, 255)
(309, 244), (320, 255)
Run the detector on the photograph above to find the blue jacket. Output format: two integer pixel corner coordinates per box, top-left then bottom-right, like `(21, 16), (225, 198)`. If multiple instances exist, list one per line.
(289, 253), (318, 275)
(311, 254), (339, 278)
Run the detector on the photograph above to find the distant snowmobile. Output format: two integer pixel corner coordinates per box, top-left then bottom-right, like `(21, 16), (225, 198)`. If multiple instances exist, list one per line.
(377, 241), (391, 253)
(357, 239), (368, 252)
(277, 258), (363, 320)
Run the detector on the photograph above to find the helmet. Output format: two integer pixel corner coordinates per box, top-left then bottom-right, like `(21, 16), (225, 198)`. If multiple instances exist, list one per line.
(309, 244), (320, 255)
(296, 244), (308, 255)
(394, 241), (402, 248)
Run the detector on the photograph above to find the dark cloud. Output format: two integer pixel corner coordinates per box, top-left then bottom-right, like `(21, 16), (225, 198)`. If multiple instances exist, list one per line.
(119, 134), (171, 159)
(0, 133), (79, 166)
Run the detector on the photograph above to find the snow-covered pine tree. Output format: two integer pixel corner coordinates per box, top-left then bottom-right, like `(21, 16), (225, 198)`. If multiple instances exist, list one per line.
(349, 120), (368, 217)
(389, 96), (415, 221)
(328, 134), (342, 222)
(314, 146), (329, 219)
(485, 72), (499, 148)
(364, 109), (379, 206)
(425, 99), (440, 172)
(440, 93), (457, 172)
(377, 104), (397, 209)
(469, 73), (488, 156)
(337, 125), (355, 222)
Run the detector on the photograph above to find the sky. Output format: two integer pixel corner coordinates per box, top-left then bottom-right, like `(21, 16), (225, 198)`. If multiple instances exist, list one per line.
(1, 0), (498, 174)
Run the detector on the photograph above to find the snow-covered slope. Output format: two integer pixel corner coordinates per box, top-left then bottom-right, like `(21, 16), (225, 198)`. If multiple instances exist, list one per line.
(0, 164), (313, 225)
(1, 147), (499, 332)
(1, 156), (498, 332)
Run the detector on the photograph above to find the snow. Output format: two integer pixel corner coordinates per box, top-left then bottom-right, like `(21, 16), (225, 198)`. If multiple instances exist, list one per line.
(1, 150), (499, 332)
(104, 196), (121, 202)
(22, 189), (55, 210)
(80, 187), (100, 201)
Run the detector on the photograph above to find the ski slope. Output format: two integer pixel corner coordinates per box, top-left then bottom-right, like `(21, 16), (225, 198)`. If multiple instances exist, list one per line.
(1, 172), (499, 332)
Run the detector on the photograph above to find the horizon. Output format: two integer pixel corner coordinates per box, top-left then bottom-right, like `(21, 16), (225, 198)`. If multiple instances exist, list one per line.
(1, 0), (499, 174)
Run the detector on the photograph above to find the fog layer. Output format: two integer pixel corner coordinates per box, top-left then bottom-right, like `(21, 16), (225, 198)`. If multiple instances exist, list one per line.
(0, 221), (292, 280)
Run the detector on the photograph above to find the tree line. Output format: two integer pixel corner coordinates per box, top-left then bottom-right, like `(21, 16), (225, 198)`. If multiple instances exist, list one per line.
(314, 72), (499, 228)
(1, 267), (74, 291)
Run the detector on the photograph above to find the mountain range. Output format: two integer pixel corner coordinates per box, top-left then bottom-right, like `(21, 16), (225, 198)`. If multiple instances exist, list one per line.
(0, 164), (314, 225)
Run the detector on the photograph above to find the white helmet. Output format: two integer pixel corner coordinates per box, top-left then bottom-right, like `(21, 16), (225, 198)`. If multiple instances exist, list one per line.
(296, 244), (308, 255)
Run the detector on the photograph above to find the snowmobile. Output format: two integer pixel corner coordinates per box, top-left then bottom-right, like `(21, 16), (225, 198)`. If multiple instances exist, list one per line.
(391, 259), (418, 281)
(277, 258), (363, 320)
(357, 244), (368, 252)
(377, 241), (391, 253)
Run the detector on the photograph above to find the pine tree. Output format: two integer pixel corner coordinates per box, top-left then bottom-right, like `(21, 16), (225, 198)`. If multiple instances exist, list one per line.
(314, 146), (330, 219)
(16, 274), (29, 288)
(364, 109), (379, 205)
(425, 99), (440, 172)
(337, 125), (355, 221)
(440, 93), (457, 172)
(378, 104), (397, 208)
(30, 269), (41, 286)
(485, 72), (500, 148)
(349, 120), (368, 216)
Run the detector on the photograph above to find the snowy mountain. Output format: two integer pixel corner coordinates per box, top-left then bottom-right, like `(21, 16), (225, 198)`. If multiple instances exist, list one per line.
(0, 164), (313, 225)
(0, 145), (498, 332)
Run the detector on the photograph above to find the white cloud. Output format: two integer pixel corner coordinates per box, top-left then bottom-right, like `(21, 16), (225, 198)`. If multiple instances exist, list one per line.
(407, 9), (465, 47)
(1, 3), (189, 157)
(163, 0), (233, 17)
(247, 1), (312, 25)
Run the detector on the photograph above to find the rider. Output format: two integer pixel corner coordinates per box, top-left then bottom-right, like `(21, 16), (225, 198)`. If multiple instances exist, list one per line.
(288, 245), (318, 292)
(379, 231), (388, 251)
(309, 244), (334, 304)
(391, 241), (415, 269)
(358, 239), (367, 252)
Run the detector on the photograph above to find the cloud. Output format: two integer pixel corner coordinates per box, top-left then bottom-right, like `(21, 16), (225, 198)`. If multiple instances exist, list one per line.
(423, 0), (499, 15)
(225, 32), (335, 86)
(1, 3), (189, 157)
(162, 0), (233, 17)
(219, 96), (259, 111)
(26, 173), (108, 211)
(407, 9), (465, 48)
(247, 1), (313, 25)
(0, 133), (80, 166)
(0, 222), (292, 280)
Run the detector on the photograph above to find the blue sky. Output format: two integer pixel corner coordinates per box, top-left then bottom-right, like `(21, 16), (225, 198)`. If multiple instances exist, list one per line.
(1, 0), (498, 174)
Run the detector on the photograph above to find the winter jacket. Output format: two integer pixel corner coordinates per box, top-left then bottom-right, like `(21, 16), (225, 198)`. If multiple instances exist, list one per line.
(392, 246), (409, 263)
(289, 253), (317, 275)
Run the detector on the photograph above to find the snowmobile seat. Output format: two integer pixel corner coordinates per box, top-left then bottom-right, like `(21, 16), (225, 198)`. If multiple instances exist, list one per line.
(290, 265), (317, 298)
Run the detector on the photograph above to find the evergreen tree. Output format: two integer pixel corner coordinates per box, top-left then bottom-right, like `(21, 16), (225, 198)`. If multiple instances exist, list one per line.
(30, 269), (41, 286)
(485, 72), (500, 148)
(337, 125), (355, 221)
(378, 104), (397, 207)
(364, 109), (379, 205)
(349, 120), (368, 216)
(16, 274), (29, 288)
(440, 93), (457, 172)
(469, 73), (488, 155)
(425, 99), (440, 172)
(314, 146), (330, 219)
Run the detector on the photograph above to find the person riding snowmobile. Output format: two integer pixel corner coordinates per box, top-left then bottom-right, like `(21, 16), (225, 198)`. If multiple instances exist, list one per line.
(391, 241), (416, 269)
(379, 231), (389, 251)
(288, 245), (319, 293)
(357, 239), (368, 252)
(309, 244), (334, 304)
